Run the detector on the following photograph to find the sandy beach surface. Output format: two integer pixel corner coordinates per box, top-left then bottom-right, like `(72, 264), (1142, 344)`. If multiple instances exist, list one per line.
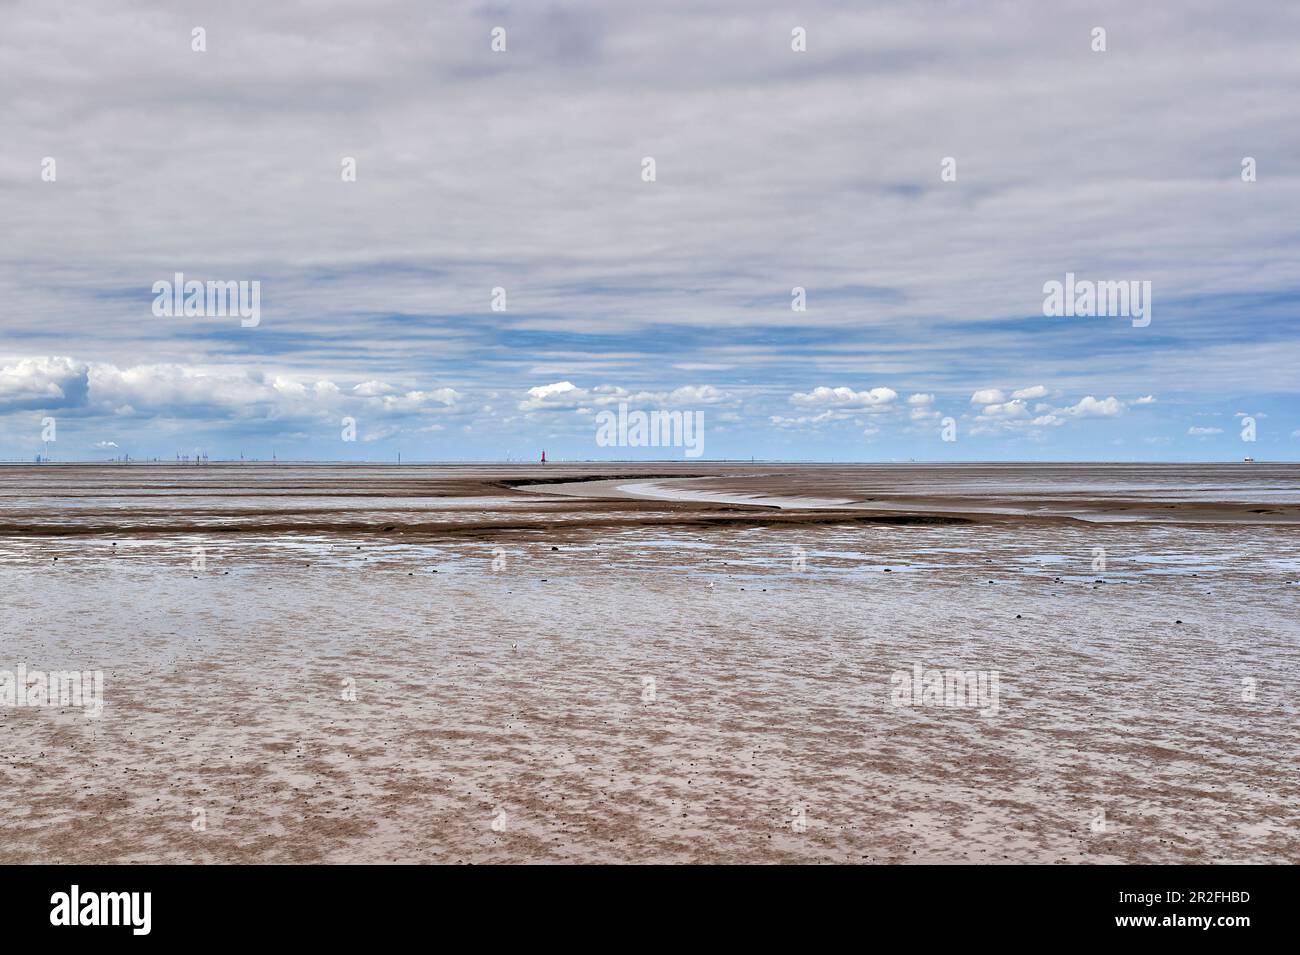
(1, 462), (1297, 863)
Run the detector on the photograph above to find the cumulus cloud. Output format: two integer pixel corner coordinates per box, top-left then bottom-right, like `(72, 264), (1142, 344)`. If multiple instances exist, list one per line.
(520, 381), (582, 409)
(0, 356), (462, 445)
(772, 387), (901, 433)
(790, 386), (898, 410)
(0, 357), (89, 411)
(1011, 385), (1048, 400)
(906, 393), (940, 422)
(978, 399), (1030, 419)
(965, 389), (1130, 437)
(519, 381), (730, 413)
(662, 384), (728, 405)
(770, 411), (835, 428)
(375, 389), (458, 412)
(974, 385), (1050, 409)
(1061, 396), (1125, 418)
(362, 425), (401, 443)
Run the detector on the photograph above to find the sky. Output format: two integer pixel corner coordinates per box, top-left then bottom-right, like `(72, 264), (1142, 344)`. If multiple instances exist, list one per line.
(1, 0), (1298, 462)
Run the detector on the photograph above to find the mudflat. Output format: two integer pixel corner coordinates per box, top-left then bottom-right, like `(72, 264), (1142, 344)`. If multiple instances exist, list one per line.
(1, 463), (1296, 863)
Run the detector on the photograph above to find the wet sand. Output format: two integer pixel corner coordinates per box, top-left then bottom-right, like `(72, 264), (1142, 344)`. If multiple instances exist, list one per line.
(1, 463), (1297, 863)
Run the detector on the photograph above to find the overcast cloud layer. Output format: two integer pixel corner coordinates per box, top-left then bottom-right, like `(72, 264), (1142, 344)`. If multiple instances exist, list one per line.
(2, 0), (1298, 460)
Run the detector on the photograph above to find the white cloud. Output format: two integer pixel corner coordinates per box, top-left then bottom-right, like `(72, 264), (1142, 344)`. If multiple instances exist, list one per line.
(1062, 396), (1125, 418)
(519, 380), (730, 414)
(1011, 385), (1048, 400)
(0, 356), (87, 410)
(362, 425), (401, 443)
(770, 411), (835, 428)
(0, 356), (462, 441)
(1188, 426), (1224, 436)
(376, 389), (459, 412)
(963, 390), (1129, 436)
(665, 384), (727, 405)
(790, 386), (898, 410)
(518, 381), (585, 411)
(978, 399), (1030, 418)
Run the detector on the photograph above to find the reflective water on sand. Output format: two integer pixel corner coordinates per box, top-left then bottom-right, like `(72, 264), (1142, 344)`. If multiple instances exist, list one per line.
(1, 464), (1296, 863)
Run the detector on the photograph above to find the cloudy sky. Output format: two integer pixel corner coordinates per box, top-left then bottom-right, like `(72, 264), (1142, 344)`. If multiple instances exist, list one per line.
(2, 0), (1298, 461)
